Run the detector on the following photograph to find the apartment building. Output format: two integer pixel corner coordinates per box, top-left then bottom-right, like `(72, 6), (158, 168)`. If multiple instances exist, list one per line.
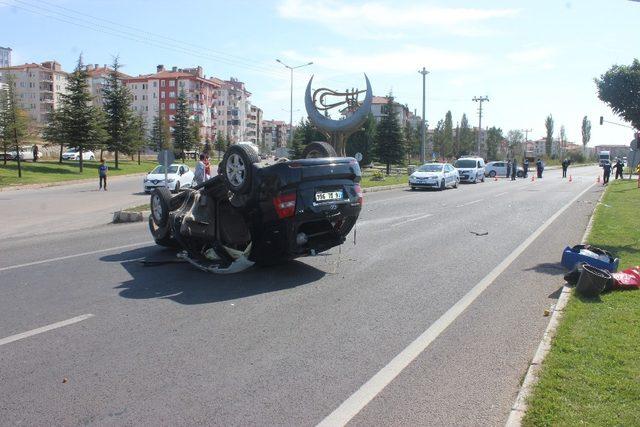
(85, 63), (132, 107)
(124, 65), (220, 141)
(211, 77), (256, 143)
(0, 47), (11, 68)
(262, 120), (290, 150)
(0, 60), (68, 124)
(246, 105), (262, 144)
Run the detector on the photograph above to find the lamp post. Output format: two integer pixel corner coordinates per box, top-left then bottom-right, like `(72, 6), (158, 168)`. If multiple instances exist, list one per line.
(418, 67), (429, 163)
(276, 59), (313, 146)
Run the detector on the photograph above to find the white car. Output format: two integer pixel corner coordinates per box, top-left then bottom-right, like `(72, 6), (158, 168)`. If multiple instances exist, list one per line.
(62, 149), (95, 161)
(409, 163), (459, 190)
(144, 163), (195, 193)
(454, 157), (486, 183)
(1, 149), (34, 161)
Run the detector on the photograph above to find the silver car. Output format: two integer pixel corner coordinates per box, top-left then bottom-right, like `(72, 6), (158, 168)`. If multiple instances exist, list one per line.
(485, 161), (524, 178)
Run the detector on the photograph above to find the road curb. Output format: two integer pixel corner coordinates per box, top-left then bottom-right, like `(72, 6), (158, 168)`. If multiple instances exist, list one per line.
(112, 210), (149, 223)
(363, 183), (407, 193)
(0, 172), (148, 192)
(505, 185), (604, 426)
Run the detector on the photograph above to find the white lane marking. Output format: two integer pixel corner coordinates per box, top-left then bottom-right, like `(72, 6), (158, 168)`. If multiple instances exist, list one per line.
(0, 242), (150, 273)
(494, 191), (508, 197)
(317, 182), (596, 427)
(366, 193), (421, 205)
(455, 199), (483, 208)
(358, 213), (426, 228)
(390, 213), (433, 228)
(0, 314), (94, 346)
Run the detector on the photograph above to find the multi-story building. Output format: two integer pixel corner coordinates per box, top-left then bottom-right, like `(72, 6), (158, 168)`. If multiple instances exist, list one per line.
(0, 47), (11, 68)
(85, 63), (132, 108)
(211, 77), (254, 143)
(246, 105), (262, 144)
(124, 65), (220, 142)
(369, 96), (411, 127)
(0, 60), (68, 124)
(262, 120), (291, 150)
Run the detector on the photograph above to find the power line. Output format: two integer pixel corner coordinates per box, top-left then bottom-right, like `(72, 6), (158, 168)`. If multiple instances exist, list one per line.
(1, 0), (285, 78)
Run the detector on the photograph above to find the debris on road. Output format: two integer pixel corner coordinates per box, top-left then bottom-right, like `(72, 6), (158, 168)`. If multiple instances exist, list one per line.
(469, 230), (489, 236)
(561, 244), (619, 272)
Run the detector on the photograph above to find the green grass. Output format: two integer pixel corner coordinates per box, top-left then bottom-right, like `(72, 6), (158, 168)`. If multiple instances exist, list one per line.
(523, 179), (640, 426)
(123, 203), (150, 213)
(360, 173), (407, 188)
(0, 159), (196, 188)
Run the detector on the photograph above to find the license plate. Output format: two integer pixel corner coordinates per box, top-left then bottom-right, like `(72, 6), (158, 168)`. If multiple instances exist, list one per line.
(315, 190), (343, 202)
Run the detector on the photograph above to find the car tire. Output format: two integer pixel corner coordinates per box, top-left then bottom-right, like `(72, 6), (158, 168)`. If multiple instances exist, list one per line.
(148, 216), (179, 248)
(517, 170), (524, 178)
(150, 187), (172, 227)
(481, 175), (485, 182)
(439, 178), (445, 191)
(453, 180), (458, 188)
(301, 141), (337, 159)
(488, 170), (496, 178)
(221, 143), (259, 195)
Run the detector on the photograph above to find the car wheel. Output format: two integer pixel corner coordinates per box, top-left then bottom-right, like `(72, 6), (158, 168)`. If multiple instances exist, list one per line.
(150, 187), (172, 227)
(410, 186), (416, 191)
(221, 144), (259, 195)
(90, 155), (95, 160)
(173, 181), (181, 193)
(453, 179), (458, 188)
(517, 170), (524, 178)
(489, 170), (496, 178)
(148, 216), (179, 249)
(439, 178), (445, 191)
(481, 175), (485, 182)
(301, 141), (337, 159)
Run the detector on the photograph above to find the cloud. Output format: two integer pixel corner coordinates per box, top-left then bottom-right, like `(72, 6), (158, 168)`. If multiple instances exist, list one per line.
(277, 0), (519, 38)
(282, 45), (481, 76)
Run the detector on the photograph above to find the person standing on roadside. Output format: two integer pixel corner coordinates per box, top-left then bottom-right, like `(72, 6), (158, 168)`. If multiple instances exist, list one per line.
(602, 160), (611, 185)
(204, 155), (211, 181)
(613, 158), (624, 180)
(562, 158), (569, 178)
(536, 158), (544, 178)
(194, 153), (206, 186)
(523, 158), (529, 178)
(511, 158), (518, 181)
(32, 144), (39, 162)
(506, 157), (511, 178)
(98, 159), (108, 191)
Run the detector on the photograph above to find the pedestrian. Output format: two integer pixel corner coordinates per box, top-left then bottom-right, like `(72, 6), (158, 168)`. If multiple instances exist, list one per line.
(613, 158), (624, 180)
(536, 158), (543, 179)
(204, 155), (211, 181)
(506, 158), (511, 178)
(32, 144), (39, 162)
(194, 153), (206, 186)
(511, 158), (518, 181)
(98, 159), (108, 191)
(523, 158), (529, 178)
(561, 158), (569, 178)
(602, 160), (611, 185)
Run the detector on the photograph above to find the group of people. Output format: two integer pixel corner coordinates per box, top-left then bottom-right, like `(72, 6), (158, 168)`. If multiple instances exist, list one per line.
(601, 158), (625, 185)
(194, 153), (213, 186)
(503, 158), (546, 180)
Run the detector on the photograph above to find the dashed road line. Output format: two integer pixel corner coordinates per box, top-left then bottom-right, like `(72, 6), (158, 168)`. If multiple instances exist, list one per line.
(0, 314), (94, 346)
(390, 213), (433, 227)
(455, 199), (484, 208)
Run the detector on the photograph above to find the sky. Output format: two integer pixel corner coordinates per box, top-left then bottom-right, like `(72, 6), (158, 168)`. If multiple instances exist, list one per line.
(1, 0), (639, 147)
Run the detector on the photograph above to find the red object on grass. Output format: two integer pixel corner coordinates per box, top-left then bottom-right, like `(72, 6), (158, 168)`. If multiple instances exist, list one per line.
(611, 266), (640, 290)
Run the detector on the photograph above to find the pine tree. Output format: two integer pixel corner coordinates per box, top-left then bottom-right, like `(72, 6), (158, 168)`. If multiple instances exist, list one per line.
(374, 96), (405, 174)
(486, 127), (502, 161)
(102, 56), (133, 169)
(127, 113), (147, 165)
(545, 115), (554, 157)
(189, 119), (201, 153)
(459, 113), (474, 156)
(0, 85), (10, 165)
(346, 113), (376, 164)
(151, 113), (171, 151)
(0, 74), (33, 177)
(432, 119), (445, 161)
(215, 131), (226, 159)
(173, 90), (192, 159)
(443, 111), (453, 158)
(55, 55), (107, 172)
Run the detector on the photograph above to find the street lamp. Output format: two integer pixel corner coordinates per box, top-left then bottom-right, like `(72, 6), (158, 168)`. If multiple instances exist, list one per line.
(418, 67), (429, 163)
(276, 59), (313, 146)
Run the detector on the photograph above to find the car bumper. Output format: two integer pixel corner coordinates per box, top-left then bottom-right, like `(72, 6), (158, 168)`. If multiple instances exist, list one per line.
(144, 182), (175, 192)
(410, 180), (439, 187)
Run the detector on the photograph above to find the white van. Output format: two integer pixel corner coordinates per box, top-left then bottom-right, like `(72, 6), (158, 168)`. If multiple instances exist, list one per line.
(454, 157), (486, 183)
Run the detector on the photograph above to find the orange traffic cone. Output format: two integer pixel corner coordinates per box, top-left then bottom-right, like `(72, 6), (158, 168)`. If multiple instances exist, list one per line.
(494, 176), (498, 181)
(531, 175), (535, 182)
(569, 175), (573, 182)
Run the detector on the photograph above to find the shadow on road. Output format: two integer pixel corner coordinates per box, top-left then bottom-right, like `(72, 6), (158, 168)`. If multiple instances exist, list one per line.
(101, 246), (326, 305)
(525, 262), (566, 276)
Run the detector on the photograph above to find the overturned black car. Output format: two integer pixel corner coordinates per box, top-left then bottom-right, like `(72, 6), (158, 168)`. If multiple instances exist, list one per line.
(148, 142), (363, 273)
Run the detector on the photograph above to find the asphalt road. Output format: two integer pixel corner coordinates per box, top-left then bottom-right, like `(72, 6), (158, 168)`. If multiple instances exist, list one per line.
(0, 166), (603, 426)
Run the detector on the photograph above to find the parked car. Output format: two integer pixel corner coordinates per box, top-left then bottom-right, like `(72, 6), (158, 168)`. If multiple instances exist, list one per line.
(409, 162), (459, 190)
(485, 161), (524, 178)
(61, 149), (95, 161)
(1, 149), (34, 161)
(454, 157), (486, 183)
(148, 141), (362, 272)
(144, 163), (195, 193)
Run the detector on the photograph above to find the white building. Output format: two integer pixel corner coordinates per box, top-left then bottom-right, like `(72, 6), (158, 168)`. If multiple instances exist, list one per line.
(211, 77), (254, 143)
(85, 63), (132, 108)
(0, 60), (68, 124)
(0, 47), (11, 68)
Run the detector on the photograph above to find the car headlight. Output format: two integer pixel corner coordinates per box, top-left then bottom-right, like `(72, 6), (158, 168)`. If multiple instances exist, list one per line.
(143, 178), (148, 182)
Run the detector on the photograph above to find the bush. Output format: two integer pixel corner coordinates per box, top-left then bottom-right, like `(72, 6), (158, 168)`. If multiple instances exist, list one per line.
(371, 170), (385, 181)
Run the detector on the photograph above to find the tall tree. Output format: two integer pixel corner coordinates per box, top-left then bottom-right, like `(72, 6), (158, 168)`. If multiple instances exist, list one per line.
(506, 129), (525, 157)
(545, 114), (554, 157)
(581, 116), (591, 155)
(102, 56), (133, 169)
(458, 113), (474, 156)
(173, 90), (192, 159)
(214, 131), (226, 159)
(443, 111), (453, 158)
(374, 95), (405, 174)
(150, 112), (171, 151)
(54, 55), (107, 172)
(432, 119), (445, 160)
(189, 120), (201, 152)
(42, 109), (67, 163)
(346, 113), (376, 164)
(403, 121), (419, 162)
(0, 85), (10, 165)
(595, 59), (640, 129)
(485, 127), (503, 160)
(0, 74), (33, 177)
(127, 113), (147, 165)
(559, 125), (567, 158)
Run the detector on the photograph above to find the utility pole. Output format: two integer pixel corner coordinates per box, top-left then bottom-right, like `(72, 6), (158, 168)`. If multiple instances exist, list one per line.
(276, 59), (313, 146)
(418, 67), (429, 163)
(472, 96), (489, 156)
(521, 128), (532, 158)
